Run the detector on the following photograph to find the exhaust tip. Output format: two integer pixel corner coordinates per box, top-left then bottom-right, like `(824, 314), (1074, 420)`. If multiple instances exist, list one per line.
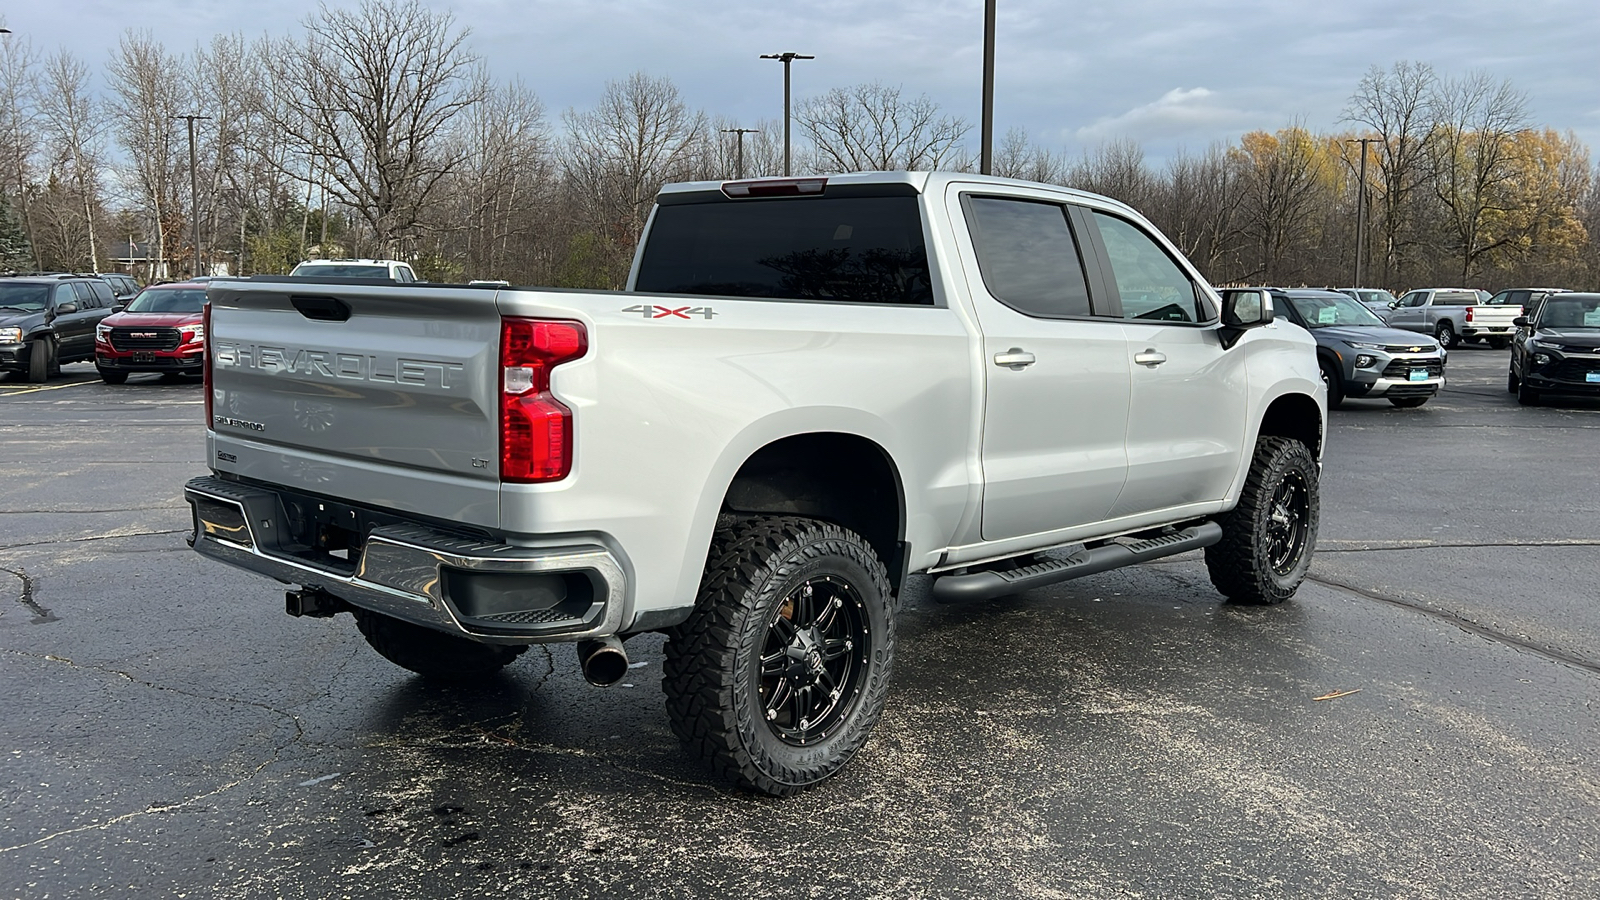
(577, 636), (629, 687)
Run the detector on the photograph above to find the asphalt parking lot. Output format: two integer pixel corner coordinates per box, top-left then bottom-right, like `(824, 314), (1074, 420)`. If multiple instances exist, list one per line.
(3, 348), (1598, 899)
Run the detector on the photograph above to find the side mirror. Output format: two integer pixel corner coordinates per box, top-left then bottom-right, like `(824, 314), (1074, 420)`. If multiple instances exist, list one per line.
(54, 301), (79, 315)
(112, 304), (126, 313)
(1388, 300), (1400, 309)
(1513, 316), (1528, 327)
(1219, 290), (1273, 349)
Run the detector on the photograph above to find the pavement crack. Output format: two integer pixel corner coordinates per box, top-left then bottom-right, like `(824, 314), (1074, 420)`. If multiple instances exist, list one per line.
(1307, 574), (1600, 678)
(0, 648), (309, 854)
(0, 565), (57, 624)
(0, 528), (188, 553)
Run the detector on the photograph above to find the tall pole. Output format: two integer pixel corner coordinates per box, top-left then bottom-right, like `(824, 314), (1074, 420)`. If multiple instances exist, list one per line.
(721, 128), (760, 179)
(175, 114), (212, 278)
(1346, 137), (1377, 287)
(761, 52), (813, 176)
(980, 0), (996, 175)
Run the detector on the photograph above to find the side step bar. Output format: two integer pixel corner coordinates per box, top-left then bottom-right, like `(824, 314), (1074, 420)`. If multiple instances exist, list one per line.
(930, 521), (1223, 604)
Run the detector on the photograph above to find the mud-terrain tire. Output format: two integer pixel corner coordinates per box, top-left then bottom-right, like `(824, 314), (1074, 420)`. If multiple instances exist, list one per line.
(98, 366), (128, 385)
(1435, 321), (1457, 349)
(353, 609), (526, 681)
(1206, 436), (1319, 605)
(1389, 397), (1428, 408)
(27, 338), (53, 383)
(1318, 358), (1344, 409)
(663, 516), (895, 796)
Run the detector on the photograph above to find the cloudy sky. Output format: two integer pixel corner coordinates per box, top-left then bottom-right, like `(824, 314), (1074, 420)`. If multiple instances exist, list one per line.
(6, 0), (1599, 163)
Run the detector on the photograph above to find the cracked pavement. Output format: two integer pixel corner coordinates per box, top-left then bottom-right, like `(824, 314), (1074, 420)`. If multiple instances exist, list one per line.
(2, 354), (1598, 899)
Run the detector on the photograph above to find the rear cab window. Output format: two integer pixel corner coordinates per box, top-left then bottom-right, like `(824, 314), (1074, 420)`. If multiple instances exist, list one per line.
(961, 196), (1093, 318)
(634, 186), (933, 305)
(1433, 291), (1479, 306)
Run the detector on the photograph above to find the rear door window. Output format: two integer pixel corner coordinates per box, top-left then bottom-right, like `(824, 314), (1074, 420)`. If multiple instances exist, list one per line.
(962, 196), (1093, 318)
(634, 194), (933, 305)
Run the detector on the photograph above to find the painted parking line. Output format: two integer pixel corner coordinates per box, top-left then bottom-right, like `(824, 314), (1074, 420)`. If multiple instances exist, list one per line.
(0, 379), (99, 397)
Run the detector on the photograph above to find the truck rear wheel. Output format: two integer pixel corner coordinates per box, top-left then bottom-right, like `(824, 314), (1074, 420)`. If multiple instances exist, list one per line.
(663, 516), (895, 796)
(1205, 436), (1318, 605)
(352, 608), (526, 681)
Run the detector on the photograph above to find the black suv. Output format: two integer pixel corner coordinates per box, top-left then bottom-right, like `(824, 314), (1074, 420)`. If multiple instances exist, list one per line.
(1508, 292), (1600, 406)
(0, 274), (121, 382)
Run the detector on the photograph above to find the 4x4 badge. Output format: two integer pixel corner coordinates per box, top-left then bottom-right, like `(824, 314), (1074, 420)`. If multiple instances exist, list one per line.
(622, 304), (716, 320)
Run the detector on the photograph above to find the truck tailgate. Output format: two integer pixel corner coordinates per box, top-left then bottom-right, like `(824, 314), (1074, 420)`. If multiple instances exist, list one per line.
(206, 280), (503, 528)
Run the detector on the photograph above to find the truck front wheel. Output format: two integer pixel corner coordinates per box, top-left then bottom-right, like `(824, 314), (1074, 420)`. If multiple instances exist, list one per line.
(352, 609), (526, 681)
(1205, 436), (1319, 605)
(663, 516), (895, 796)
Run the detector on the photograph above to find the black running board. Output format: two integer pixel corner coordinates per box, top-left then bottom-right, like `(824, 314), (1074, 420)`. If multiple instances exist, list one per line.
(930, 521), (1223, 603)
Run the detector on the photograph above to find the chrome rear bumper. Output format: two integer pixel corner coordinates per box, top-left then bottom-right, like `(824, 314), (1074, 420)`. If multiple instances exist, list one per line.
(184, 476), (627, 644)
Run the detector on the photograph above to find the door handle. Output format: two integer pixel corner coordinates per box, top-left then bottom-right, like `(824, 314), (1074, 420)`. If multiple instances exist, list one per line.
(993, 348), (1036, 370)
(1134, 349), (1167, 367)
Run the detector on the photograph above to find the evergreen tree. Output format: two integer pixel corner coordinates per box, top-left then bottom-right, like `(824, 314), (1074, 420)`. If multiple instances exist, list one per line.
(0, 197), (34, 271)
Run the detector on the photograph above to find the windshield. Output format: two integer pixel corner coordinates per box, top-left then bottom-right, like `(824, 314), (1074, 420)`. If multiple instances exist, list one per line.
(1358, 290), (1396, 305)
(1287, 293), (1387, 328)
(291, 264), (390, 279)
(125, 287), (206, 314)
(1537, 297), (1600, 330)
(0, 283), (50, 310)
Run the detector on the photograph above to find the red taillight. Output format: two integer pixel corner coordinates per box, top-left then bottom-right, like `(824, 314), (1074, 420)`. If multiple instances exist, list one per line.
(202, 302), (213, 425)
(1466, 307), (1474, 322)
(500, 318), (587, 483)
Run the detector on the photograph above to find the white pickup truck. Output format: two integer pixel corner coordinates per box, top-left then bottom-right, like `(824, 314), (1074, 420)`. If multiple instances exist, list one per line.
(1385, 287), (1521, 348)
(185, 172), (1326, 795)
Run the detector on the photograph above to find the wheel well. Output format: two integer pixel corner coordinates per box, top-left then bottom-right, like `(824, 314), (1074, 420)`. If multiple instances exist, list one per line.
(1258, 394), (1323, 458)
(722, 433), (907, 591)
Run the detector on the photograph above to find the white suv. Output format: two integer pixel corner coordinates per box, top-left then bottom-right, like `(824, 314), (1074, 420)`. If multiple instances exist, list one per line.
(289, 258), (419, 282)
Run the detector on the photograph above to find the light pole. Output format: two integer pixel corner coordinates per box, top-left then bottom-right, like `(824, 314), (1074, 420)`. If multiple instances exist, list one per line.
(760, 52), (813, 176)
(720, 128), (760, 179)
(1346, 137), (1377, 288)
(980, 0), (996, 175)
(175, 113), (212, 278)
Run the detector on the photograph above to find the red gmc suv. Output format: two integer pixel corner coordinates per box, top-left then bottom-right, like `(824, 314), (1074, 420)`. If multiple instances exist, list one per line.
(94, 282), (207, 383)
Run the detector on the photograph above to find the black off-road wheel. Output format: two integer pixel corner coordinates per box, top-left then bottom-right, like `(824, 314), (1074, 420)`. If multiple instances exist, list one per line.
(663, 516), (895, 796)
(27, 338), (53, 383)
(352, 608), (526, 681)
(98, 366), (128, 385)
(1206, 436), (1319, 605)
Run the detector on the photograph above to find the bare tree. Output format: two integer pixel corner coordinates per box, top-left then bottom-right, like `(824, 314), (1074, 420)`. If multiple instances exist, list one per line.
(1156, 144), (1246, 281)
(992, 127), (1066, 184)
(1425, 71), (1530, 279)
(107, 30), (189, 279)
(561, 70), (705, 271)
(1342, 61), (1438, 285)
(190, 34), (254, 275)
(38, 50), (104, 271)
(1230, 126), (1330, 283)
(0, 31), (42, 268)
(437, 75), (553, 280)
(263, 0), (486, 255)
(1066, 138), (1157, 209)
(795, 82), (970, 173)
